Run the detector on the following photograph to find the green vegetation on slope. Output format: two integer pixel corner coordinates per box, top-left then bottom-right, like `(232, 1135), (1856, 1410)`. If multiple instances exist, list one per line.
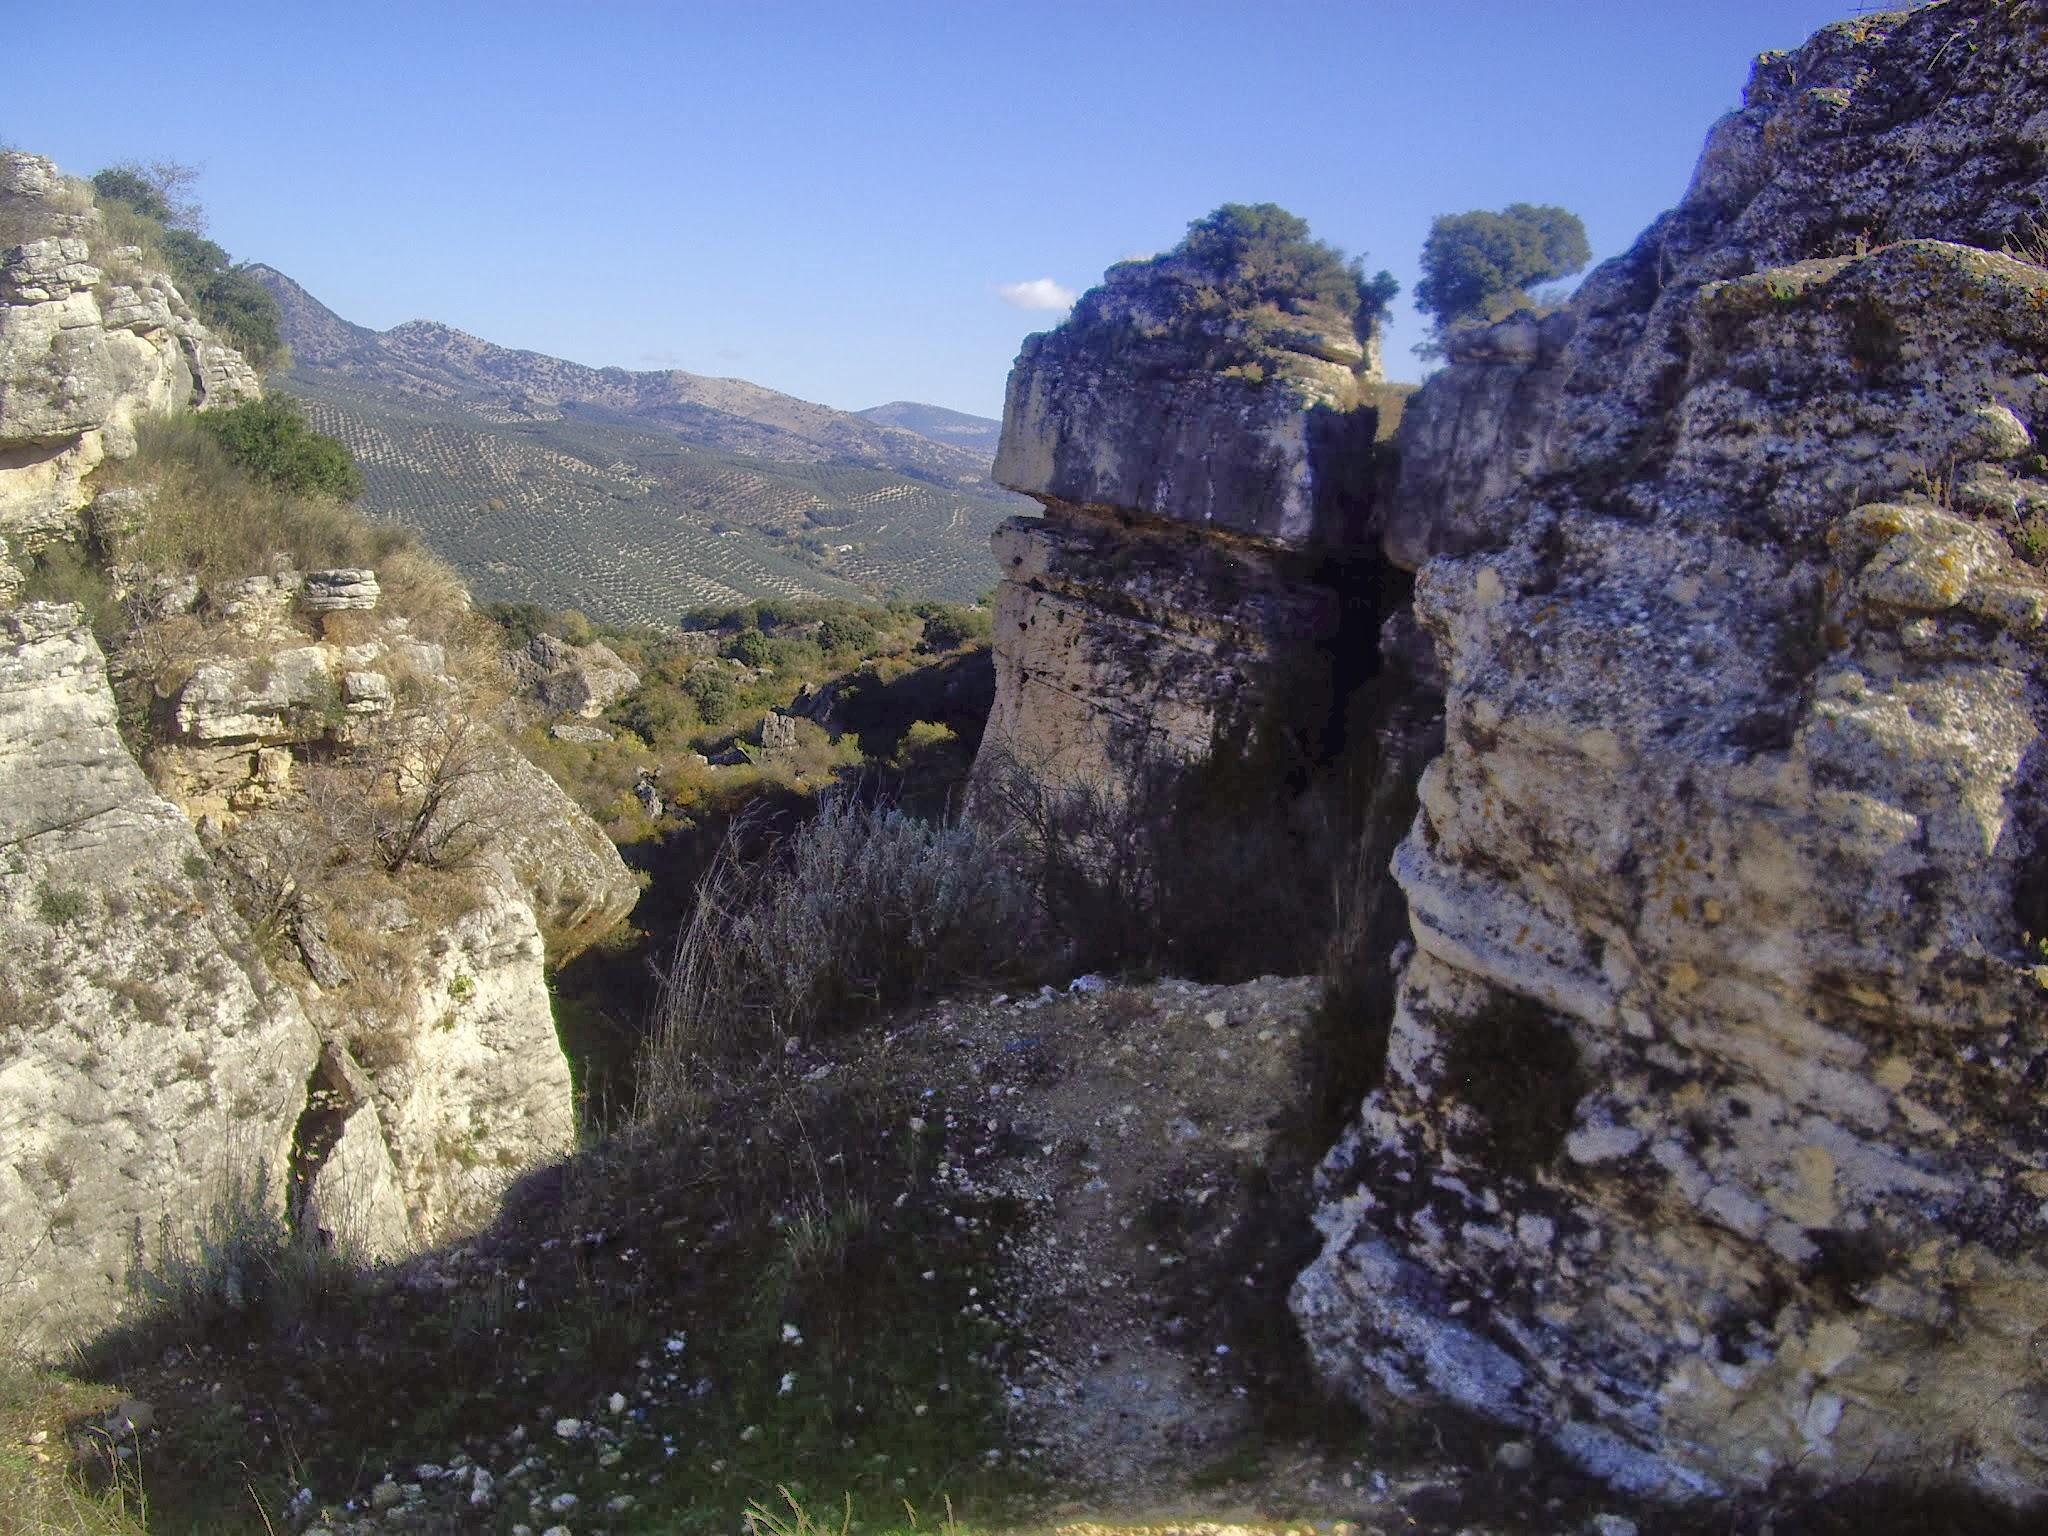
(196, 395), (364, 500)
(89, 162), (286, 370)
(284, 374), (1020, 621)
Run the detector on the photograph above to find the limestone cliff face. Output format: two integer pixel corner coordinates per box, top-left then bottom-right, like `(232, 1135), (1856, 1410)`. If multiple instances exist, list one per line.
(0, 152), (639, 1337)
(142, 568), (639, 1260)
(0, 152), (259, 554)
(1297, 1), (2048, 1502)
(976, 242), (1385, 787)
(0, 604), (317, 1355)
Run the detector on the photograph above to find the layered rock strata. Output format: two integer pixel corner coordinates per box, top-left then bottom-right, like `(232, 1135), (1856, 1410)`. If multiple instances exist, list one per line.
(0, 153), (259, 544)
(1297, 1), (2048, 1502)
(976, 239), (1386, 789)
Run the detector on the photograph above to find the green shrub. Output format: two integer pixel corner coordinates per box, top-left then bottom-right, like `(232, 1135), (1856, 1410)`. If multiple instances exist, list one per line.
(684, 668), (740, 726)
(1075, 202), (1398, 374)
(198, 396), (363, 501)
(723, 627), (773, 667)
(90, 160), (285, 369)
(36, 883), (92, 927)
(1415, 202), (1591, 332)
(817, 613), (876, 656)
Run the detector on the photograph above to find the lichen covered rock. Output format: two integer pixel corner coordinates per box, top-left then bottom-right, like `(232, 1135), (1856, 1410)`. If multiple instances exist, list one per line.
(977, 212), (1390, 792)
(994, 233), (1379, 545)
(1300, 1), (2048, 1503)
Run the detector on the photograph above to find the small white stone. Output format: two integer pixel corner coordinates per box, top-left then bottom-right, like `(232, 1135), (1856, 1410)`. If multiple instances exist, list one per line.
(553, 1417), (584, 1440)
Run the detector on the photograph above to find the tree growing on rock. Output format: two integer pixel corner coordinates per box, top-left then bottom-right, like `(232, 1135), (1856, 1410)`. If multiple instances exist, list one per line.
(1414, 202), (1591, 334)
(91, 158), (287, 370)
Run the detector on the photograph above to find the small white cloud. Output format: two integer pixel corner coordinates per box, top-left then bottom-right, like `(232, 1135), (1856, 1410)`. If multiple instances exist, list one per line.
(995, 277), (1077, 312)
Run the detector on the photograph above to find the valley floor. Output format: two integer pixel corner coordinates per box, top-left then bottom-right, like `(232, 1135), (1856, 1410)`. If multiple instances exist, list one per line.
(5, 977), (2036, 1536)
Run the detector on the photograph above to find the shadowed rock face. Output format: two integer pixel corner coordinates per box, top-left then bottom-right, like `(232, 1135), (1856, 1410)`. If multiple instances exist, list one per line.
(1298, 1), (2048, 1502)
(976, 241), (1387, 790)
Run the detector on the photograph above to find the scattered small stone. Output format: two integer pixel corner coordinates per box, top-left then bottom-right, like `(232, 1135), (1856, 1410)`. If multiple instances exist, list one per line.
(554, 1417), (584, 1440)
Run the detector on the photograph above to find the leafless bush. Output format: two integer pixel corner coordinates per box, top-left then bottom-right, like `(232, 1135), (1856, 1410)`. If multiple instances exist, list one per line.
(639, 795), (1042, 1122)
(372, 712), (501, 873)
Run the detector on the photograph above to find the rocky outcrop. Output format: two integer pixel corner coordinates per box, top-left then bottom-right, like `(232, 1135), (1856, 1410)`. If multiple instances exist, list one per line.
(975, 225), (1388, 790)
(0, 153), (259, 546)
(146, 580), (639, 1254)
(0, 150), (639, 1332)
(1377, 311), (1572, 571)
(512, 631), (639, 721)
(300, 884), (574, 1256)
(982, 511), (1339, 778)
(0, 604), (318, 1355)
(1298, 2), (2048, 1504)
(993, 263), (1372, 544)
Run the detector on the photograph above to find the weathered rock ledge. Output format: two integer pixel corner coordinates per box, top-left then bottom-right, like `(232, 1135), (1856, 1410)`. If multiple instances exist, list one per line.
(975, 225), (1391, 791)
(1297, 0), (2048, 1503)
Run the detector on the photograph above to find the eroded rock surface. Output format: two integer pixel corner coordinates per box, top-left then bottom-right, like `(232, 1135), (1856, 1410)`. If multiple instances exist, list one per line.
(976, 224), (1389, 790)
(981, 508), (1338, 779)
(0, 153), (259, 544)
(1299, 1), (2048, 1502)
(0, 149), (639, 1318)
(153, 584), (639, 1255)
(0, 604), (317, 1355)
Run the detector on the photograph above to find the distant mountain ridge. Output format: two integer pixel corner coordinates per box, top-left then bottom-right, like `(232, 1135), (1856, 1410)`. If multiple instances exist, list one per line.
(857, 401), (1003, 461)
(248, 266), (1023, 621)
(251, 266), (993, 484)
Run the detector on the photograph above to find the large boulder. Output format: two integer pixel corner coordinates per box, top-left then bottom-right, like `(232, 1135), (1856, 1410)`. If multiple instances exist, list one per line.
(518, 631), (640, 720)
(994, 243), (1378, 545)
(1299, 1), (2048, 1503)
(976, 219), (1391, 794)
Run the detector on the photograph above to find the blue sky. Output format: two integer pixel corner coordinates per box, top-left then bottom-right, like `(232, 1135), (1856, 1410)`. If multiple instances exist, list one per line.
(9, 1), (1857, 418)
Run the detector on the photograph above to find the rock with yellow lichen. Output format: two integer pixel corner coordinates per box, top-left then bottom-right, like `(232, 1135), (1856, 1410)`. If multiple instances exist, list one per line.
(1298, 0), (2048, 1504)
